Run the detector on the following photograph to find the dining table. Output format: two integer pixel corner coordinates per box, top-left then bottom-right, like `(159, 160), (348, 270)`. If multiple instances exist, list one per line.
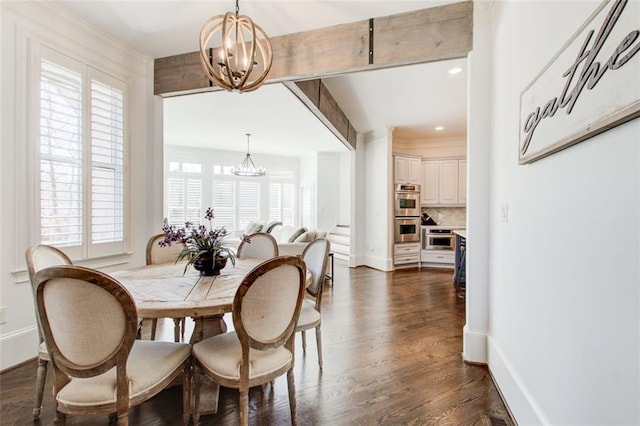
(113, 257), (268, 344)
(113, 257), (309, 414)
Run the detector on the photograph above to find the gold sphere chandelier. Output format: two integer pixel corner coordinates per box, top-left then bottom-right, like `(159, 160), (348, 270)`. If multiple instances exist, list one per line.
(199, 0), (273, 93)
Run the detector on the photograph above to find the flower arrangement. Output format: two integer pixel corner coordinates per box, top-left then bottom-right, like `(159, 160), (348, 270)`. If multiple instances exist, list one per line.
(159, 207), (249, 275)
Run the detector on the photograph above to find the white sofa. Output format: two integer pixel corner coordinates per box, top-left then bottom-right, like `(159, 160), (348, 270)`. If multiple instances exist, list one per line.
(225, 221), (327, 256)
(269, 224), (327, 256)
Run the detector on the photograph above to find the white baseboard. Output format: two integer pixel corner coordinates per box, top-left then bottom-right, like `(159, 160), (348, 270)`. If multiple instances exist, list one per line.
(1, 326), (39, 371)
(363, 254), (393, 271)
(463, 324), (488, 364)
(488, 336), (549, 425)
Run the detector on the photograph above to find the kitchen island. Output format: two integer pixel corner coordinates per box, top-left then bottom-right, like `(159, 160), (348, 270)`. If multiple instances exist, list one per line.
(453, 230), (466, 293)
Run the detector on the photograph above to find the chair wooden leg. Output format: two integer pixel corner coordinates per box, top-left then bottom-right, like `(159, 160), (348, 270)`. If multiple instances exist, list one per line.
(315, 325), (323, 369)
(182, 361), (191, 426)
(116, 412), (129, 425)
(173, 318), (181, 342)
(150, 318), (158, 340)
(55, 410), (66, 425)
(239, 389), (249, 426)
(301, 330), (307, 354)
(193, 365), (201, 426)
(181, 317), (186, 340)
(33, 356), (47, 419)
(287, 368), (297, 426)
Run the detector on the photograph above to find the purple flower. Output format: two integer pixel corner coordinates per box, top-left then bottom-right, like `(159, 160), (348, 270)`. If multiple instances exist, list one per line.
(158, 206), (244, 274)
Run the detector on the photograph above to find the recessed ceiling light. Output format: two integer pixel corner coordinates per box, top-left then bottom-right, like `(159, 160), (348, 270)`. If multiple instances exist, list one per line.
(435, 126), (444, 131)
(448, 67), (463, 75)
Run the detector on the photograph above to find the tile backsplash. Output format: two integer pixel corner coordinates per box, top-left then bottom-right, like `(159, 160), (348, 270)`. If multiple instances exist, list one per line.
(422, 207), (466, 227)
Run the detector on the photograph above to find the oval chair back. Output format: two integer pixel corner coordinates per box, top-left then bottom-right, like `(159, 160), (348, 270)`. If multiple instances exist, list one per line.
(237, 232), (278, 260)
(25, 244), (73, 420)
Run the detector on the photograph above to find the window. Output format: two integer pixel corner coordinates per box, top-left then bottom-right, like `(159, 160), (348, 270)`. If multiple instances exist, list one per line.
(211, 180), (235, 230)
(167, 178), (202, 226)
(268, 168), (295, 226)
(164, 148), (299, 233)
(238, 181), (260, 230)
(36, 47), (127, 258)
(166, 162), (202, 226)
(269, 183), (295, 226)
(210, 179), (260, 231)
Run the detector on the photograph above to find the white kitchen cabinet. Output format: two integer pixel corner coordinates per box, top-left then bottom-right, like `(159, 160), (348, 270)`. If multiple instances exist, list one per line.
(394, 155), (421, 185)
(394, 243), (421, 265)
(421, 161), (439, 205)
(421, 158), (466, 206)
(438, 160), (458, 204)
(421, 249), (455, 268)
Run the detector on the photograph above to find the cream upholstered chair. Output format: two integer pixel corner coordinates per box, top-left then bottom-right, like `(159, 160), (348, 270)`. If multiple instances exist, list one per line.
(145, 234), (186, 341)
(296, 238), (331, 369)
(192, 256), (306, 426)
(32, 265), (192, 426)
(236, 232), (279, 260)
(25, 244), (72, 420)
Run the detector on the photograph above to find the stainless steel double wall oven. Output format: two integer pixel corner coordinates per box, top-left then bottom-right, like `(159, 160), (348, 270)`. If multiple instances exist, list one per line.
(394, 184), (421, 243)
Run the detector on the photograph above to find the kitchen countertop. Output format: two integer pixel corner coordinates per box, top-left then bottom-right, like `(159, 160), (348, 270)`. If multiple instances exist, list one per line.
(453, 229), (467, 238)
(422, 225), (466, 230)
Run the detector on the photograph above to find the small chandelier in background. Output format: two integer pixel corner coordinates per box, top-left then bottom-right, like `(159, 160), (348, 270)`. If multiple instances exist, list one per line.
(232, 134), (266, 177)
(199, 0), (273, 93)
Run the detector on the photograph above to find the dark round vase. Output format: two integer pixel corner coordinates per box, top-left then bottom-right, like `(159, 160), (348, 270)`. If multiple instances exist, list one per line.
(193, 254), (227, 276)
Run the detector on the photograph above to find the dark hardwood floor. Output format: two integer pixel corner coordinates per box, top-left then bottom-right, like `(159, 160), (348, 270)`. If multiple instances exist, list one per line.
(1, 261), (512, 425)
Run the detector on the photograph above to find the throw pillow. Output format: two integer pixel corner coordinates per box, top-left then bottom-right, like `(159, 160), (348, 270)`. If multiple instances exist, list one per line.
(288, 227), (306, 243)
(295, 231), (317, 243)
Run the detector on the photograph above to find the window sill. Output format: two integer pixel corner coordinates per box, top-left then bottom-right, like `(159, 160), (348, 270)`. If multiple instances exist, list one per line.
(13, 251), (135, 284)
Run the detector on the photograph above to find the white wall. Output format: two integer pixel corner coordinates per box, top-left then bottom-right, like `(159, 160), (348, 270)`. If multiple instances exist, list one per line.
(361, 128), (394, 271)
(485, 1), (639, 424)
(0, 2), (155, 370)
(338, 151), (352, 225)
(317, 153), (343, 231)
(297, 152), (351, 232)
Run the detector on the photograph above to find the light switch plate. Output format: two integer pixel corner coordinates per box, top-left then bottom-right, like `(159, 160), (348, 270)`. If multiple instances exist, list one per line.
(500, 203), (509, 223)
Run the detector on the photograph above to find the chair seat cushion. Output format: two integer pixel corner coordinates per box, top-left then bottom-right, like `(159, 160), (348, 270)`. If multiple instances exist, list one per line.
(192, 331), (292, 382)
(296, 299), (321, 330)
(57, 340), (191, 407)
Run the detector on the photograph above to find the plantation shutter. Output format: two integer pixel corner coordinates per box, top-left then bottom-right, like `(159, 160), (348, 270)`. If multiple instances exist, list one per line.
(269, 183), (281, 222)
(282, 183), (295, 225)
(301, 186), (313, 228)
(167, 178), (185, 226)
(167, 177), (201, 226)
(268, 182), (295, 226)
(90, 79), (124, 244)
(212, 180), (235, 230)
(238, 181), (260, 230)
(185, 179), (202, 225)
(39, 59), (83, 247)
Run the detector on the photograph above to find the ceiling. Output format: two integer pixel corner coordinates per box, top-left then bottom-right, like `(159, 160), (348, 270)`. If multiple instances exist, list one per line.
(52, 0), (468, 156)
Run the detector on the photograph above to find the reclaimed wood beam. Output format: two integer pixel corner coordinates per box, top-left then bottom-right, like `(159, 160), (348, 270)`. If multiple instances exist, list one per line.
(154, 1), (473, 96)
(283, 79), (356, 150)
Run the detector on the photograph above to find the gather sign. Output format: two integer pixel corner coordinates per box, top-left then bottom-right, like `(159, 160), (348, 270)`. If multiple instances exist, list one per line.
(519, 0), (640, 164)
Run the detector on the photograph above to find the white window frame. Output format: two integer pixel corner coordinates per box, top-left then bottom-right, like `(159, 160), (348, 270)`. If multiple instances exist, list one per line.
(164, 147), (300, 234)
(30, 44), (129, 260)
(166, 161), (203, 226)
